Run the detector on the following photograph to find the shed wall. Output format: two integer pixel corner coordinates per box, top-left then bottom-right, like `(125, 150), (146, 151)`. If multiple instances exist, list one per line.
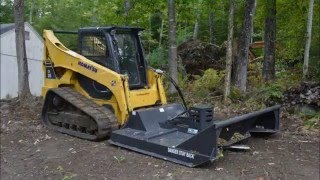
(0, 24), (44, 99)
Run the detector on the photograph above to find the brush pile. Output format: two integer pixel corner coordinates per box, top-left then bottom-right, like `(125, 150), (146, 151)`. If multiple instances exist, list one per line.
(283, 82), (320, 108)
(178, 39), (226, 75)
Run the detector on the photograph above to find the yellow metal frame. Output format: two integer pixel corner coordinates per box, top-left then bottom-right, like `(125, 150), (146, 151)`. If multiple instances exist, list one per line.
(42, 30), (167, 125)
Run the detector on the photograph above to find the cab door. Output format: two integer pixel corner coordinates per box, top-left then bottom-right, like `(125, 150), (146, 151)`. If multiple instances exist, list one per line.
(77, 31), (114, 100)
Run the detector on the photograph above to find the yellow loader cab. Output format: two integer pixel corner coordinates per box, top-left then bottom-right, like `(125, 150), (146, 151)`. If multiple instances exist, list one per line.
(41, 26), (280, 167)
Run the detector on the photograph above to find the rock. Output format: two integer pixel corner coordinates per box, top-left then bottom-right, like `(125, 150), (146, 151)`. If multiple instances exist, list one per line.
(0, 104), (10, 109)
(298, 105), (319, 115)
(215, 167), (224, 171)
(306, 90), (312, 95)
(257, 176), (265, 180)
(44, 134), (51, 140)
(36, 125), (42, 130)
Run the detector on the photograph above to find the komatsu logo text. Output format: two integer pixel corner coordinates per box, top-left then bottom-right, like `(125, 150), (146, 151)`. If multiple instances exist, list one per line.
(78, 61), (97, 73)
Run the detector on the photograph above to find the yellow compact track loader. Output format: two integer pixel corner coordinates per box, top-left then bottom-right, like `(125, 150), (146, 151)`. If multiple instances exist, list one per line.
(41, 26), (280, 167)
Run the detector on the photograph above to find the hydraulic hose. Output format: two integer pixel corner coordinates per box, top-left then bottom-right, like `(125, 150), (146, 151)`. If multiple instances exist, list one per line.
(153, 69), (188, 110)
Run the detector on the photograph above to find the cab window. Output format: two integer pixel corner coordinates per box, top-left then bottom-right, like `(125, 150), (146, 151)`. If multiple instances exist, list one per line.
(81, 35), (107, 57)
(81, 35), (113, 69)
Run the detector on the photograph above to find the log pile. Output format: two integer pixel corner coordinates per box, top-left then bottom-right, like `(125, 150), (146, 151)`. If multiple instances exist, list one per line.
(283, 82), (320, 108)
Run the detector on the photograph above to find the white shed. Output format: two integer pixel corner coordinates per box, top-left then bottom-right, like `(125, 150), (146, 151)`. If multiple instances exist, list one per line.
(0, 22), (44, 99)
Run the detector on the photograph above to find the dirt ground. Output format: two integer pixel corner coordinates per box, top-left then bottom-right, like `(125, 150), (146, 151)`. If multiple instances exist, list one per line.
(1, 99), (319, 180)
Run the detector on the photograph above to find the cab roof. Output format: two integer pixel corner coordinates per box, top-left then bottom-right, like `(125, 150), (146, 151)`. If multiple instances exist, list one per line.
(79, 26), (144, 33)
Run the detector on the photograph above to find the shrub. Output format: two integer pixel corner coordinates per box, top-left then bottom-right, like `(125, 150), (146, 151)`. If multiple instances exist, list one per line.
(309, 56), (320, 82)
(147, 47), (168, 69)
(301, 111), (320, 130)
(246, 68), (302, 105)
(191, 69), (224, 97)
(178, 72), (190, 90)
(247, 62), (263, 88)
(261, 83), (284, 103)
(176, 28), (193, 46)
(229, 86), (244, 101)
(304, 115), (320, 130)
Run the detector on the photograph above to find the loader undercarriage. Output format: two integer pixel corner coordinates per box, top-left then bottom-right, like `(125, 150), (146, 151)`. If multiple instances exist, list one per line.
(42, 87), (118, 141)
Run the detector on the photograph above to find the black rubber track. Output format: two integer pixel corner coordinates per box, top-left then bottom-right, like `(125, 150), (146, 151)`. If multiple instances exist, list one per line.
(42, 87), (118, 141)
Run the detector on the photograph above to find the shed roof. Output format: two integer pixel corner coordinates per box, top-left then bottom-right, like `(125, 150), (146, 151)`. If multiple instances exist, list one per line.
(0, 22), (43, 42)
(0, 23), (15, 35)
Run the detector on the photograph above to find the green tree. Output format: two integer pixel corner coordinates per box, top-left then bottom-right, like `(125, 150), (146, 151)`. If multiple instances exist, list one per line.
(14, 0), (32, 99)
(262, 0), (276, 82)
(234, 0), (256, 93)
(168, 0), (178, 93)
(0, 0), (14, 23)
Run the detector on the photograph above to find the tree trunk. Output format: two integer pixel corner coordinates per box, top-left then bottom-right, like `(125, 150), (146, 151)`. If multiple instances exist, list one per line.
(159, 17), (164, 47)
(91, 0), (98, 25)
(224, 0), (235, 102)
(209, 11), (215, 44)
(209, 0), (215, 44)
(250, 0), (257, 44)
(193, 12), (200, 39)
(234, 0), (255, 93)
(14, 0), (31, 99)
(262, 0), (276, 82)
(148, 14), (152, 52)
(124, 0), (130, 25)
(168, 0), (178, 93)
(29, 0), (34, 24)
(303, 0), (315, 79)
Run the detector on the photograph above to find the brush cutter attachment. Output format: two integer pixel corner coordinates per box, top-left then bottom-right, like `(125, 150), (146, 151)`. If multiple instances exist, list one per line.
(109, 104), (280, 167)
